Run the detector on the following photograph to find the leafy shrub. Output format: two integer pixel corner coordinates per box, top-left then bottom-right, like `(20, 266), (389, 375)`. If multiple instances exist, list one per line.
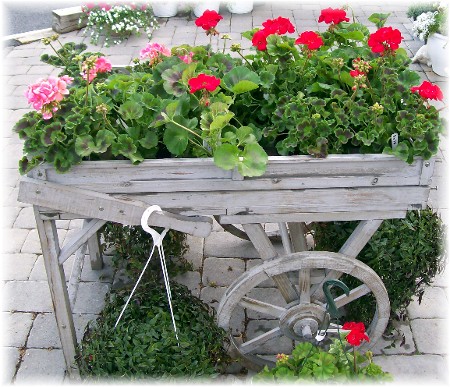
(407, 3), (440, 20)
(100, 223), (189, 282)
(312, 208), (446, 325)
(78, 281), (230, 380)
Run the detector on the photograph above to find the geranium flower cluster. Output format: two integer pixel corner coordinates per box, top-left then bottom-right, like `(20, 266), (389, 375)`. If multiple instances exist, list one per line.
(252, 16), (295, 50)
(342, 322), (370, 346)
(411, 80), (444, 101)
(80, 55), (112, 82)
(25, 75), (74, 120)
(139, 42), (171, 65)
(367, 26), (403, 55)
(195, 9), (223, 35)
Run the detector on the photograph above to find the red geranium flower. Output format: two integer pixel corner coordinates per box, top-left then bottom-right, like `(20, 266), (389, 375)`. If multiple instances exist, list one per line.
(252, 29), (270, 51)
(342, 322), (370, 347)
(262, 16), (295, 35)
(318, 8), (350, 24)
(195, 9), (223, 31)
(350, 69), (365, 77)
(189, 74), (221, 93)
(368, 27), (403, 54)
(295, 31), (324, 50)
(411, 81), (444, 101)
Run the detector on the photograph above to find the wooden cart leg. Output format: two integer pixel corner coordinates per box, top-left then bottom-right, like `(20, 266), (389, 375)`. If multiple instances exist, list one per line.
(33, 206), (80, 379)
(87, 229), (103, 270)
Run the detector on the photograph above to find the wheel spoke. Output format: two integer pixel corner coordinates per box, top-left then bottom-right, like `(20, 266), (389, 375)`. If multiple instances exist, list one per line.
(334, 284), (371, 309)
(299, 269), (311, 304)
(239, 297), (287, 318)
(239, 327), (282, 354)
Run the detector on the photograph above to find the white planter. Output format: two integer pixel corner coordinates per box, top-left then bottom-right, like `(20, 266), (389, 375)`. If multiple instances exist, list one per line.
(152, 3), (178, 17)
(227, 1), (253, 14)
(193, 2), (221, 17)
(427, 33), (449, 77)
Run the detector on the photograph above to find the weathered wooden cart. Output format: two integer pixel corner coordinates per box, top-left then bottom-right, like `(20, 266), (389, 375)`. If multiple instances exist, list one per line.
(18, 154), (435, 376)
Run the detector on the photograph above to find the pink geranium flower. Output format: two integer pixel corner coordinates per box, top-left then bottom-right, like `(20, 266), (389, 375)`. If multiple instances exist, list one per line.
(140, 43), (171, 64)
(95, 56), (112, 73)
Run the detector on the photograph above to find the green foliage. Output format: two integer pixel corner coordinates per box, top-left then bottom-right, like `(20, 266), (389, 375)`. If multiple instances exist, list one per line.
(312, 209), (447, 324)
(78, 281), (230, 380)
(253, 340), (392, 382)
(100, 223), (189, 282)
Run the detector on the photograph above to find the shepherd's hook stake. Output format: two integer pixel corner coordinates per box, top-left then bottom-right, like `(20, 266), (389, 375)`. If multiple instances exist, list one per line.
(113, 206), (179, 344)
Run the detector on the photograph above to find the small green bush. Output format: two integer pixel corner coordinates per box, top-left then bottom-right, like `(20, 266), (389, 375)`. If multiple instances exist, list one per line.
(100, 223), (190, 282)
(78, 281), (230, 380)
(407, 3), (439, 20)
(312, 209), (446, 325)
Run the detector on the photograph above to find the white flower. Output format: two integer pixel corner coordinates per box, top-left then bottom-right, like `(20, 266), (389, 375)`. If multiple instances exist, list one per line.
(411, 11), (438, 41)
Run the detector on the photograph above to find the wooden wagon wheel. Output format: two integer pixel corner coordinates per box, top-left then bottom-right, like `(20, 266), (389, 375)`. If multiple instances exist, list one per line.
(217, 251), (390, 369)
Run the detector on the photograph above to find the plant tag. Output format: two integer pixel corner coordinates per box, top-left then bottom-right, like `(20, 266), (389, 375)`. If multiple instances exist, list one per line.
(391, 133), (398, 149)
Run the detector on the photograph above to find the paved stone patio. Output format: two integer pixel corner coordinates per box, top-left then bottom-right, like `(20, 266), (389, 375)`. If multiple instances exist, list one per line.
(1, 1), (449, 384)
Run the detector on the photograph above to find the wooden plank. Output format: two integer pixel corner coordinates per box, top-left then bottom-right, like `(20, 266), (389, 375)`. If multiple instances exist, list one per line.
(419, 158), (436, 185)
(33, 207), (79, 378)
(58, 219), (106, 264)
(219, 211), (407, 224)
(38, 155), (427, 193)
(132, 186), (429, 213)
(18, 177), (213, 238)
(239, 297), (287, 318)
(68, 241), (88, 309)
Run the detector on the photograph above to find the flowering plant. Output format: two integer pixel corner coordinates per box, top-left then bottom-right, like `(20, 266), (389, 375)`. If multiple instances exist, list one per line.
(15, 8), (446, 176)
(254, 322), (392, 382)
(80, 2), (159, 46)
(409, 2), (448, 41)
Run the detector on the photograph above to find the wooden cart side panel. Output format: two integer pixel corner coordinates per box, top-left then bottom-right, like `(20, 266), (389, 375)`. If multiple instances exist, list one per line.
(33, 155), (428, 194)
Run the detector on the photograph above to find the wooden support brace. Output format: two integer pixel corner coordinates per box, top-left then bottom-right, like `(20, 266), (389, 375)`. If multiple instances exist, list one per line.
(58, 218), (106, 264)
(242, 223), (298, 304)
(19, 177), (213, 238)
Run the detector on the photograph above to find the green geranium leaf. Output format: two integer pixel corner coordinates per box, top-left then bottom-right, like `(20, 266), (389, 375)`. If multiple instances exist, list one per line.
(222, 66), (260, 94)
(161, 64), (187, 96)
(259, 71), (276, 88)
(232, 80), (259, 94)
(236, 126), (257, 144)
(336, 30), (365, 41)
(213, 144), (240, 170)
(112, 134), (138, 158)
(163, 124), (189, 155)
(40, 122), (63, 146)
(75, 134), (96, 157)
(398, 69), (421, 88)
(368, 12), (391, 28)
(311, 353), (338, 380)
(118, 100), (144, 121)
(237, 143), (268, 177)
(210, 112), (234, 132)
(139, 130), (159, 149)
(95, 129), (116, 153)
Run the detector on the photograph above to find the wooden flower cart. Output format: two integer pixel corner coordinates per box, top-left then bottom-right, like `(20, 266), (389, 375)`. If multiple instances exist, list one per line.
(18, 154), (435, 376)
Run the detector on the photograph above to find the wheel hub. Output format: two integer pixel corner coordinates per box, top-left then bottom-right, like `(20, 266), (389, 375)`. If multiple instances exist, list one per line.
(279, 303), (327, 341)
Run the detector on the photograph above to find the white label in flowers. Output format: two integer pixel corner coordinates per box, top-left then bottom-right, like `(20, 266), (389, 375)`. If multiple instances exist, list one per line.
(391, 133), (398, 150)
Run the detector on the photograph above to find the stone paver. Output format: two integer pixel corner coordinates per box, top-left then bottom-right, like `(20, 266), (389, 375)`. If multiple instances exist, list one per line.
(2, 229), (29, 254)
(73, 282), (110, 314)
(407, 286), (449, 319)
(1, 254), (38, 281)
(15, 348), (66, 383)
(1, 347), (21, 384)
(202, 257), (245, 287)
(27, 313), (61, 349)
(373, 354), (449, 383)
(2, 312), (34, 347)
(174, 271), (201, 297)
(204, 231), (259, 258)
(3, 281), (53, 313)
(410, 319), (449, 355)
